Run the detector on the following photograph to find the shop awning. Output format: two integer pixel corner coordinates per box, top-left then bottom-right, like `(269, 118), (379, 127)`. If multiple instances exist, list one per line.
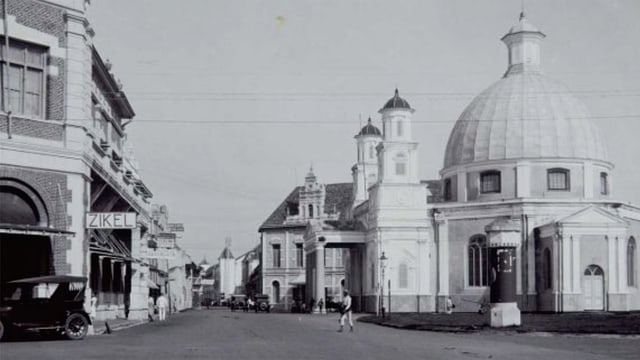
(146, 278), (160, 289)
(89, 229), (134, 261)
(0, 224), (75, 236)
(289, 274), (306, 285)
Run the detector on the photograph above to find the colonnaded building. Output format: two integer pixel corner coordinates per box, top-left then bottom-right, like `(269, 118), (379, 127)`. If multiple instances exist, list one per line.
(259, 13), (640, 313)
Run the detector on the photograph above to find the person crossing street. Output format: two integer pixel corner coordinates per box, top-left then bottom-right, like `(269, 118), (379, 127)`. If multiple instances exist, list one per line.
(157, 294), (168, 321)
(338, 290), (353, 332)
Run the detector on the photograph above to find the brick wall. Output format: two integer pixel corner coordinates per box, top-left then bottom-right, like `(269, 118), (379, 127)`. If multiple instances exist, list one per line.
(0, 115), (64, 140)
(3, 0), (66, 45)
(1, 0), (68, 126)
(0, 165), (72, 274)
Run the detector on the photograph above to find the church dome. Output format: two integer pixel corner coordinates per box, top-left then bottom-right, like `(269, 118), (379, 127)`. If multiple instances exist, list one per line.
(380, 88), (411, 111)
(357, 117), (381, 136)
(443, 14), (608, 169)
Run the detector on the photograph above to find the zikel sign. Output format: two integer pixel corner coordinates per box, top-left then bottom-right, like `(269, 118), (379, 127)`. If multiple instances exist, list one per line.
(86, 212), (137, 229)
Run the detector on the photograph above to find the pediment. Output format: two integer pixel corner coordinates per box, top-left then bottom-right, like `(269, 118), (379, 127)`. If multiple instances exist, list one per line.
(557, 206), (627, 226)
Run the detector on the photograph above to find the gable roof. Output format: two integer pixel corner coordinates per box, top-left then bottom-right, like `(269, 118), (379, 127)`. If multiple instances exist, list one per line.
(556, 206), (627, 226)
(259, 183), (353, 230)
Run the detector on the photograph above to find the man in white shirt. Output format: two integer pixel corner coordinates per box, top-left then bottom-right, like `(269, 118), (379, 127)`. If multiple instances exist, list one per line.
(157, 294), (168, 321)
(338, 290), (353, 332)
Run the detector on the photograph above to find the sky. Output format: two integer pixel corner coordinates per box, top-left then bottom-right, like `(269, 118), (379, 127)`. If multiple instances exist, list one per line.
(88, 0), (640, 263)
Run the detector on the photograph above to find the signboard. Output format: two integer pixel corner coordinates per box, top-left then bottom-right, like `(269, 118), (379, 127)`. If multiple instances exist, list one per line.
(86, 212), (137, 229)
(167, 223), (184, 232)
(156, 233), (176, 248)
(140, 247), (177, 260)
(200, 279), (215, 286)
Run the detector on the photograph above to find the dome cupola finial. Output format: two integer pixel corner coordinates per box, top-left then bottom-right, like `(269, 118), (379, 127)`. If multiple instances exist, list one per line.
(501, 12), (546, 77)
(379, 88), (413, 113)
(356, 116), (381, 137)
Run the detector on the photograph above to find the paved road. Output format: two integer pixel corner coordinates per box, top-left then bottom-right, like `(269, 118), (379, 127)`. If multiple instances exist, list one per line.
(1, 309), (638, 360)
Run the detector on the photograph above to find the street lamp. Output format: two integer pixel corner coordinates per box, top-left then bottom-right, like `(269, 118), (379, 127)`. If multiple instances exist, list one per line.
(379, 252), (387, 318)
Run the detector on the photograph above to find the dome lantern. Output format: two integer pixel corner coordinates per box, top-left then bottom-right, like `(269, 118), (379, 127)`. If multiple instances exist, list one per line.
(356, 117), (382, 137)
(501, 12), (546, 77)
(379, 88), (413, 113)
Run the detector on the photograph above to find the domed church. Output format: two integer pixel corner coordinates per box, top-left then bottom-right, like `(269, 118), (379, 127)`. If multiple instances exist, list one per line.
(258, 13), (639, 315)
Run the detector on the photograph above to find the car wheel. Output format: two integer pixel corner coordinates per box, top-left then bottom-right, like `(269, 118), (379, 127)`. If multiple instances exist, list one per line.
(64, 313), (89, 340)
(259, 302), (268, 312)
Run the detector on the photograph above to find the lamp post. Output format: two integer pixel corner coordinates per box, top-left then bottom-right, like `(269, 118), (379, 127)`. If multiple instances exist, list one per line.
(379, 252), (387, 318)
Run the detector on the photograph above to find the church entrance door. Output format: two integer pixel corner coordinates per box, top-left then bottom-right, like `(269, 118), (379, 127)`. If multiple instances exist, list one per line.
(583, 265), (604, 310)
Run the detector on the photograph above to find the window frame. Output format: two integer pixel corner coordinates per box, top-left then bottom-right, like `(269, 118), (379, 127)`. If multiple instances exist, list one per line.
(295, 243), (303, 268)
(600, 172), (609, 195)
(394, 152), (407, 176)
(272, 244), (281, 268)
(1, 38), (48, 119)
(629, 237), (636, 287)
(479, 170), (501, 194)
(443, 178), (453, 201)
(467, 235), (488, 287)
(547, 168), (570, 191)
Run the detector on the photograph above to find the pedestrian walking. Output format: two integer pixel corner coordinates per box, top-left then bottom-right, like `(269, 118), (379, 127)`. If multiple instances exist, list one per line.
(148, 295), (155, 322)
(89, 292), (98, 322)
(445, 296), (455, 314)
(338, 290), (353, 332)
(157, 294), (168, 321)
(318, 298), (324, 314)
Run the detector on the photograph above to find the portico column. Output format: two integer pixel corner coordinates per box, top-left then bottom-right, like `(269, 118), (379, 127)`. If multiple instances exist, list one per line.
(314, 241), (326, 314)
(486, 218), (521, 328)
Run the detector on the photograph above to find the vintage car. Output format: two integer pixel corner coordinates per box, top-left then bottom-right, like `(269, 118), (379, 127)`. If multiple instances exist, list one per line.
(254, 294), (270, 313)
(229, 295), (247, 311)
(0, 275), (92, 341)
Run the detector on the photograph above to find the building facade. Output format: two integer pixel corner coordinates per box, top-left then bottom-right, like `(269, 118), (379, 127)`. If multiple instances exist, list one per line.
(259, 13), (640, 314)
(0, 0), (155, 320)
(259, 170), (350, 312)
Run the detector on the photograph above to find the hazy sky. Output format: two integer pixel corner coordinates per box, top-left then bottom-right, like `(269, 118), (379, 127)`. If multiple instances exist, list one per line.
(89, 0), (640, 262)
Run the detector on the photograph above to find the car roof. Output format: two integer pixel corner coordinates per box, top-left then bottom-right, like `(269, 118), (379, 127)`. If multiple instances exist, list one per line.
(8, 275), (87, 284)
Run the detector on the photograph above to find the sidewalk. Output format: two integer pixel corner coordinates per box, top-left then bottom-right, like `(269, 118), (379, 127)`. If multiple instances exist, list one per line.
(90, 317), (148, 335)
(359, 312), (640, 335)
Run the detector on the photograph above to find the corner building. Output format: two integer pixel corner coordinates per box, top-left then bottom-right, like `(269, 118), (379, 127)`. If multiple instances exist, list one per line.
(0, 0), (154, 320)
(259, 13), (640, 313)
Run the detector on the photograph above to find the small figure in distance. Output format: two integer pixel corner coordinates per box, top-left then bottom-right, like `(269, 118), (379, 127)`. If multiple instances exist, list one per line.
(445, 296), (455, 314)
(318, 298), (324, 314)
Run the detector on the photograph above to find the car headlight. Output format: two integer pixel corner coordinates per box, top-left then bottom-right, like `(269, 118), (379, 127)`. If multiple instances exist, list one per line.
(0, 306), (12, 312)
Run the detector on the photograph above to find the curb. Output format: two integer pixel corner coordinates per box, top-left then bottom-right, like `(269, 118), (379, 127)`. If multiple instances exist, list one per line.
(90, 320), (148, 335)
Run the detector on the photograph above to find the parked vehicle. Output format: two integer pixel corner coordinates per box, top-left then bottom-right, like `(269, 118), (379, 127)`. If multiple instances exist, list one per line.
(0, 275), (92, 341)
(254, 294), (270, 313)
(230, 295), (247, 312)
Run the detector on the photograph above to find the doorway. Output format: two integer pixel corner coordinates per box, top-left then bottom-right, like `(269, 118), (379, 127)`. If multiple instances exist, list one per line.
(583, 265), (604, 310)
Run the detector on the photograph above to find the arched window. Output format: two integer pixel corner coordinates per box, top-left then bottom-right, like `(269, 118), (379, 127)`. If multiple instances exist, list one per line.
(468, 235), (488, 286)
(308, 204), (314, 218)
(629, 237), (636, 287)
(398, 263), (408, 288)
(397, 120), (403, 137)
(547, 168), (570, 191)
(543, 248), (552, 289)
(480, 170), (501, 194)
(369, 144), (375, 159)
(600, 172), (609, 195)
(272, 281), (280, 303)
(0, 179), (49, 226)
